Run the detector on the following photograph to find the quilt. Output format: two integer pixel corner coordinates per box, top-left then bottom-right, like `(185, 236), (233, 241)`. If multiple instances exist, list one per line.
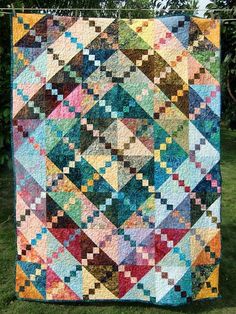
(12, 13), (221, 305)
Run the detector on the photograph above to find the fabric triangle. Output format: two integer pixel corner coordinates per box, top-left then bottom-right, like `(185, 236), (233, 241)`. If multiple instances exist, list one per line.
(17, 261), (46, 298)
(119, 265), (153, 298)
(82, 266), (118, 299)
(13, 14), (46, 45)
(85, 84), (151, 119)
(46, 267), (80, 300)
(16, 263), (44, 300)
(119, 20), (151, 49)
(159, 268), (192, 305)
(195, 265), (219, 300)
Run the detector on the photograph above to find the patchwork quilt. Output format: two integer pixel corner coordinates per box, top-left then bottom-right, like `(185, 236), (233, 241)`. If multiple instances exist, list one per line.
(12, 14), (221, 305)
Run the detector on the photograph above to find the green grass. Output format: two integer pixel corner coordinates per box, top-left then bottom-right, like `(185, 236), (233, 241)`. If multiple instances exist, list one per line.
(0, 127), (236, 314)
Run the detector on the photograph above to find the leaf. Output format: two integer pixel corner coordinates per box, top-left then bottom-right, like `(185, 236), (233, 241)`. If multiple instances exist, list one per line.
(0, 155), (4, 165)
(7, 159), (12, 169)
(0, 134), (3, 148)
(3, 108), (10, 118)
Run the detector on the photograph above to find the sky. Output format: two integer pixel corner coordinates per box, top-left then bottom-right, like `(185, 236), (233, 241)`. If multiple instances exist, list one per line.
(196, 0), (211, 16)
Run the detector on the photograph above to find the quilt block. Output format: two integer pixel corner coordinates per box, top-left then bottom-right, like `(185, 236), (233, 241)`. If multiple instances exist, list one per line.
(12, 13), (221, 305)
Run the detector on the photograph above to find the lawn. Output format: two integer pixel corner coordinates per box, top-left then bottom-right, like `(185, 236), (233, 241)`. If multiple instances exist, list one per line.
(0, 127), (236, 314)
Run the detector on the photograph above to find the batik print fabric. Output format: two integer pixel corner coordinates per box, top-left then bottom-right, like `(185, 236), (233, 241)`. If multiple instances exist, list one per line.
(12, 14), (221, 305)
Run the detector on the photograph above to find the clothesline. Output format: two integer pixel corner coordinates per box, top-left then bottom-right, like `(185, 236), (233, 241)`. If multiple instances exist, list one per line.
(0, 6), (235, 22)
(0, 7), (235, 11)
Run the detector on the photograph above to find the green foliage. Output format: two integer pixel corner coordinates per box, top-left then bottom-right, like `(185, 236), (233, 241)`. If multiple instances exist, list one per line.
(161, 0), (199, 15)
(0, 11), (11, 169)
